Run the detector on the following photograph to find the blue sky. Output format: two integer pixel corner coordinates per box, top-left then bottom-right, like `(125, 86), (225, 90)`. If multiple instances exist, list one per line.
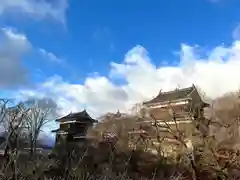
(1, 0), (240, 137)
(1, 0), (240, 84)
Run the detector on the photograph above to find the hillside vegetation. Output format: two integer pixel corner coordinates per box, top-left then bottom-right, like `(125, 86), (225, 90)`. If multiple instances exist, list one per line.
(1, 92), (240, 180)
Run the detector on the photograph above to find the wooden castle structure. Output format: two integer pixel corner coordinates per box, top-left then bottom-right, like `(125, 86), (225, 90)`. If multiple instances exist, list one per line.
(52, 110), (98, 144)
(143, 84), (209, 120)
(128, 84), (210, 155)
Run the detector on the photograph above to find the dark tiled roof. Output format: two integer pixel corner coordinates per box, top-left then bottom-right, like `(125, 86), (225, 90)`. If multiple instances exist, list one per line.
(51, 128), (61, 133)
(56, 110), (98, 123)
(143, 86), (195, 105)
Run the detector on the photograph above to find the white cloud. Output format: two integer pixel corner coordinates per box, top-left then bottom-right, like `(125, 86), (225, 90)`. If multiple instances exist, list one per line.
(233, 25), (240, 40)
(0, 0), (68, 23)
(39, 48), (64, 63)
(16, 41), (240, 119)
(0, 27), (31, 88)
(0, 27), (67, 88)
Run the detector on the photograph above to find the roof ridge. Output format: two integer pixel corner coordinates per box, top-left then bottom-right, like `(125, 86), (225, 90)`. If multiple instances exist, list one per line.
(143, 85), (195, 105)
(158, 86), (193, 96)
(56, 109), (96, 122)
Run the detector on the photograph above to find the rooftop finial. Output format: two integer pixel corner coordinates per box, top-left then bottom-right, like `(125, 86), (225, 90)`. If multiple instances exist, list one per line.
(158, 89), (162, 95)
(175, 84), (180, 91)
(116, 110), (121, 117)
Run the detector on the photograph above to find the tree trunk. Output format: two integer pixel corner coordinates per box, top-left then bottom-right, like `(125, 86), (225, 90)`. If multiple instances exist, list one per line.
(29, 136), (34, 159)
(3, 144), (10, 169)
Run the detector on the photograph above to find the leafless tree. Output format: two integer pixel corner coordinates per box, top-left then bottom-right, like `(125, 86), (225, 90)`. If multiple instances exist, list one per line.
(0, 99), (11, 127)
(0, 99), (30, 179)
(1, 100), (29, 150)
(0, 98), (55, 158)
(24, 100), (53, 157)
(0, 99), (10, 150)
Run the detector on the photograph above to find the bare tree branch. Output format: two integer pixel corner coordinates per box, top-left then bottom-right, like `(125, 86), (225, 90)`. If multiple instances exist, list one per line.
(24, 99), (54, 157)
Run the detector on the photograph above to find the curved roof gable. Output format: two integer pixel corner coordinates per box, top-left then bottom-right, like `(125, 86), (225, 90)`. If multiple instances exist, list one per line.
(143, 85), (195, 105)
(56, 110), (98, 123)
